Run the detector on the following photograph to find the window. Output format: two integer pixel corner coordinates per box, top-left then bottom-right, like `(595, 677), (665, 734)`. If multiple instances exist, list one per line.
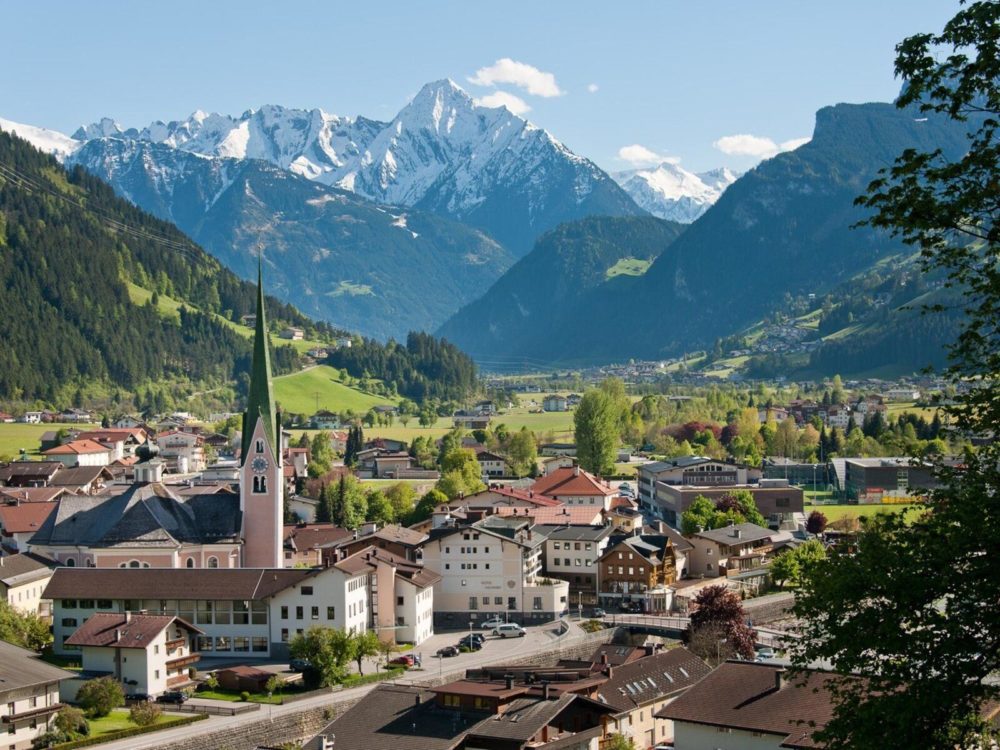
(301, 586), (313, 595)
(484, 563), (490, 570)
(207, 556), (219, 569)
(253, 475), (267, 493)
(79, 599), (94, 609)
(533, 596), (543, 611)
(327, 606), (335, 620)
(280, 606), (288, 620)
(66, 558), (75, 567)
(154, 670), (160, 679)
(214, 601), (231, 625)
(473, 697), (490, 710)
(61, 618), (77, 627)
(252, 637), (268, 652)
(397, 596), (404, 606)
(154, 645), (159, 654)
(494, 597), (503, 605)
(281, 628), (289, 642)
(553, 542), (561, 550)
(444, 563), (450, 570)
(215, 636), (231, 651)
(186, 557), (195, 568)
(197, 636), (213, 652)
(97, 600), (112, 609)
(311, 606), (319, 620)
(296, 606), (304, 620)
(482, 597), (489, 605)
(234, 601), (250, 624)
(469, 597), (478, 610)
(256, 440), (264, 453)
(776, 497), (790, 508)
(443, 694), (460, 708)
(574, 542), (581, 550)
(575, 559), (581, 567)
(234, 637), (250, 652)
(508, 597), (516, 610)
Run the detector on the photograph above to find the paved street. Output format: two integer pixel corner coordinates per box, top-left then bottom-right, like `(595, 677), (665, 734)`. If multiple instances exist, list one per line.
(97, 617), (594, 750)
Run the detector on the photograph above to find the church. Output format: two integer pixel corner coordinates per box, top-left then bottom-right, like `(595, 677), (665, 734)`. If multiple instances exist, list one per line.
(29, 262), (284, 570)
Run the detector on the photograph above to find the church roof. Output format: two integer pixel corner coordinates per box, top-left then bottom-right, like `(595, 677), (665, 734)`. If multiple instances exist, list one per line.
(28, 483), (241, 549)
(241, 258), (277, 464)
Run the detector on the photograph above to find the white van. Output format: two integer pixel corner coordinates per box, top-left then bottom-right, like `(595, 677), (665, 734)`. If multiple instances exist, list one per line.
(493, 623), (526, 638)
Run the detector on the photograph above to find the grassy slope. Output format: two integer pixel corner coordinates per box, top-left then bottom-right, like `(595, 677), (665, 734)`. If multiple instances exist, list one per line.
(273, 366), (396, 415)
(0, 422), (99, 459)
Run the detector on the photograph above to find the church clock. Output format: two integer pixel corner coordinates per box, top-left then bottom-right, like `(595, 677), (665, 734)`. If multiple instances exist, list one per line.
(251, 456), (269, 474)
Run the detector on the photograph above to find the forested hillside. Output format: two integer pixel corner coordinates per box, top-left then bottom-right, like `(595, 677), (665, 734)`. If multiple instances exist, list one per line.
(0, 131), (334, 406)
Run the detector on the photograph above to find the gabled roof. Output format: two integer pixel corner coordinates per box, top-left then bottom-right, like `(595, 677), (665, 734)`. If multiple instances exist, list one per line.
(0, 462), (63, 481)
(695, 523), (774, 546)
(283, 523), (352, 552)
(656, 662), (841, 748)
(42, 439), (111, 456)
(0, 552), (59, 587)
(332, 524), (428, 549)
(0, 639), (76, 690)
(64, 613), (202, 649)
(594, 647), (710, 711)
(75, 429), (146, 444)
(494, 505), (604, 526)
(0, 487), (66, 503)
(531, 467), (616, 498)
(49, 466), (113, 488)
(0, 502), (57, 534)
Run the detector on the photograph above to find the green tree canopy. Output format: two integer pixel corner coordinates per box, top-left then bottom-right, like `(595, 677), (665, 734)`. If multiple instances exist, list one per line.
(574, 389), (619, 475)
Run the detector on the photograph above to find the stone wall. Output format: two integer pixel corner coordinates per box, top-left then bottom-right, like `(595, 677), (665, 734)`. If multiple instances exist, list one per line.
(742, 592), (795, 624)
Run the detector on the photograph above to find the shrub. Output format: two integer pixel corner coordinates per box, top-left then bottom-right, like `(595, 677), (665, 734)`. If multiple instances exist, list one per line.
(77, 676), (125, 718)
(128, 702), (161, 727)
(240, 691), (251, 702)
(54, 706), (88, 738)
(201, 673), (219, 691)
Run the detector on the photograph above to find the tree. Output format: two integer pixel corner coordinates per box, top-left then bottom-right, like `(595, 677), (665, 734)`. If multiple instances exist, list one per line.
(806, 510), (828, 535)
(505, 427), (538, 477)
(331, 475), (367, 529)
(77, 676), (124, 718)
(435, 448), (485, 500)
(793, 5), (1000, 747)
(689, 585), (755, 660)
(0, 601), (52, 651)
(128, 701), (161, 727)
(681, 495), (718, 535)
(386, 482), (416, 520)
(574, 389), (619, 475)
(352, 630), (381, 675)
(770, 551), (800, 590)
(603, 734), (636, 750)
(409, 489), (448, 524)
(289, 626), (355, 687)
(54, 706), (88, 738)
(309, 431), (335, 475)
(314, 483), (333, 524)
(265, 674), (283, 697)
(365, 489), (394, 525)
(715, 489), (767, 527)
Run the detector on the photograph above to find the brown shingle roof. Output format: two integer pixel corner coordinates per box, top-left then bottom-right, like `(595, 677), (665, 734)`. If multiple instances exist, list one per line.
(0, 487), (66, 503)
(44, 567), (315, 601)
(594, 647), (710, 711)
(283, 523), (352, 551)
(64, 613), (201, 649)
(0, 502), (57, 533)
(655, 662), (839, 748)
(0, 552), (58, 587)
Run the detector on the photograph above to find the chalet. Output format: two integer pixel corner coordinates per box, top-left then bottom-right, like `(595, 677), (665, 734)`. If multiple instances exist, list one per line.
(372, 452), (415, 478)
(61, 613), (202, 701)
(38, 429), (81, 452)
(283, 523), (352, 567)
(474, 399), (496, 415)
(598, 534), (680, 612)
(531, 466), (618, 510)
(330, 524), (428, 564)
(49, 465), (114, 495)
(0, 411), (14, 423)
(75, 429), (148, 460)
(538, 524), (614, 605)
(279, 326), (305, 340)
(542, 455), (576, 474)
(309, 410), (343, 430)
(155, 430), (206, 472)
(453, 411), (491, 430)
(476, 449), (508, 478)
(19, 411), (43, 424)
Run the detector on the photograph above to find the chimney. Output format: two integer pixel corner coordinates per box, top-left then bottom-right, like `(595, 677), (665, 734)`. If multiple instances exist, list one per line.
(505, 674), (514, 690)
(115, 629), (122, 642)
(125, 611), (131, 623)
(606, 665), (613, 679)
(775, 669), (786, 691)
(733, 528), (742, 539)
(573, 466), (580, 477)
(415, 694), (421, 708)
(600, 653), (608, 665)
(542, 681), (551, 700)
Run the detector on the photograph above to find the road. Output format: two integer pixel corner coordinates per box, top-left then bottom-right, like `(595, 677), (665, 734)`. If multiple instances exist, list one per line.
(97, 617), (592, 750)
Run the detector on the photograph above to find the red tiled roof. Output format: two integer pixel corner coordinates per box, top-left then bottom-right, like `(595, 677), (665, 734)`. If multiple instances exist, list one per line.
(531, 467), (616, 498)
(0, 502), (57, 534)
(64, 613), (201, 649)
(494, 505), (604, 525)
(0, 487), (65, 503)
(42, 439), (111, 455)
(75, 429), (146, 444)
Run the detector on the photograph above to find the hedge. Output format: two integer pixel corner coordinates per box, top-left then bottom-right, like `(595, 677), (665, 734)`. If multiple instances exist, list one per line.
(340, 667), (404, 689)
(49, 713), (207, 749)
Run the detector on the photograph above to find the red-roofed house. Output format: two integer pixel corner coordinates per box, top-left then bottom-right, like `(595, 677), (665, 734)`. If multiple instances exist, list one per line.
(0, 502), (58, 553)
(41, 440), (113, 468)
(75, 429), (148, 461)
(531, 466), (618, 510)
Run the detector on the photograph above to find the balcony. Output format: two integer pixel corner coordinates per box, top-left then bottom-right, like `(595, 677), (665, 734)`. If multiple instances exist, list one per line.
(165, 637), (187, 651)
(2, 703), (64, 723)
(166, 674), (191, 688)
(165, 653), (200, 670)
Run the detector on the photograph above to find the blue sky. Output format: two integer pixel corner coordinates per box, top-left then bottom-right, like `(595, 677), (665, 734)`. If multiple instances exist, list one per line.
(2, 0), (956, 172)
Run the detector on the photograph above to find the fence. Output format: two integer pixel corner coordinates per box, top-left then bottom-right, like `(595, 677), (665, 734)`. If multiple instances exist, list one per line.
(175, 701), (261, 716)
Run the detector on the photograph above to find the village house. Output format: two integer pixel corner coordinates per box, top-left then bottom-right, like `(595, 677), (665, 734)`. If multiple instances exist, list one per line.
(74, 429), (148, 461)
(0, 502), (58, 553)
(0, 552), (59, 618)
(686, 522), (775, 579)
(41, 439), (114, 468)
(0, 462), (64, 488)
(283, 523), (352, 567)
(598, 534), (681, 613)
(279, 326), (304, 340)
(537, 524), (614, 606)
(452, 411), (491, 430)
(61, 612), (203, 701)
(155, 430), (206, 472)
(476, 449), (509, 478)
(542, 394), (569, 412)
(0, 640), (74, 750)
(531, 465), (619, 510)
(420, 516), (569, 628)
(330, 524), (428, 564)
(49, 465), (114, 495)
(309, 410), (343, 430)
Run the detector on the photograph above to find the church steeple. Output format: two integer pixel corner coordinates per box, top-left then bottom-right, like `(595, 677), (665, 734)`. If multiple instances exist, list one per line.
(241, 257), (277, 464)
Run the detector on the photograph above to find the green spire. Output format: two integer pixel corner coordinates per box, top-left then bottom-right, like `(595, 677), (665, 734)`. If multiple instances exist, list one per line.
(241, 256), (277, 463)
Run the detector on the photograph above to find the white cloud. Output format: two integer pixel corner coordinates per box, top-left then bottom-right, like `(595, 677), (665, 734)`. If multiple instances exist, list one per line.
(587, 83), (599, 93)
(617, 144), (680, 168)
(468, 58), (564, 98)
(712, 133), (811, 159)
(474, 91), (532, 116)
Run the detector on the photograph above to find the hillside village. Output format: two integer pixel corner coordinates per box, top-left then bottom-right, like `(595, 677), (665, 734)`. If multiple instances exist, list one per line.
(0, 269), (973, 750)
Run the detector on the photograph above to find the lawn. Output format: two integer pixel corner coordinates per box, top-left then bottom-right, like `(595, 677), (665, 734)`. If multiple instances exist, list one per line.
(195, 688), (285, 704)
(605, 257), (652, 279)
(0, 422), (100, 460)
(88, 709), (190, 736)
(885, 401), (939, 421)
(274, 366), (397, 415)
(805, 502), (922, 524)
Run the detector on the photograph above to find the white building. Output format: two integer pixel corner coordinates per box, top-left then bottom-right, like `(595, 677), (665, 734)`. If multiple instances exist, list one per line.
(420, 517), (569, 629)
(0, 552), (57, 618)
(61, 612), (202, 701)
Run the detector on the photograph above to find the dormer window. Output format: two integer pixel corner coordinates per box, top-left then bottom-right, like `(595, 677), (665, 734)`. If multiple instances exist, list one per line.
(256, 440), (264, 454)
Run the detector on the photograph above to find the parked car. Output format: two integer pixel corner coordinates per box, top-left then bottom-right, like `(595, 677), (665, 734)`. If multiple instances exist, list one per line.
(157, 691), (187, 704)
(493, 623), (527, 638)
(289, 658), (312, 671)
(480, 617), (506, 630)
(592, 608), (606, 618)
(437, 645), (460, 657)
(388, 654), (416, 667)
(755, 646), (776, 661)
(126, 692), (150, 703)
(458, 634), (484, 650)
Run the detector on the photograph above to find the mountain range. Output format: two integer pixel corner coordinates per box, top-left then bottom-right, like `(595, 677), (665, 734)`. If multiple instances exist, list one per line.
(439, 99), (977, 372)
(612, 163), (739, 223)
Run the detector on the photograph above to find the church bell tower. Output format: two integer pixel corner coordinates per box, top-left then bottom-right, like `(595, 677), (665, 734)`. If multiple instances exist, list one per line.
(240, 258), (283, 568)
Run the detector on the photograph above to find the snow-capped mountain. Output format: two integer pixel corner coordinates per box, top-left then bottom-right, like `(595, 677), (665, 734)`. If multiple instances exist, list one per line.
(612, 162), (739, 223)
(69, 80), (643, 255)
(0, 117), (81, 161)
